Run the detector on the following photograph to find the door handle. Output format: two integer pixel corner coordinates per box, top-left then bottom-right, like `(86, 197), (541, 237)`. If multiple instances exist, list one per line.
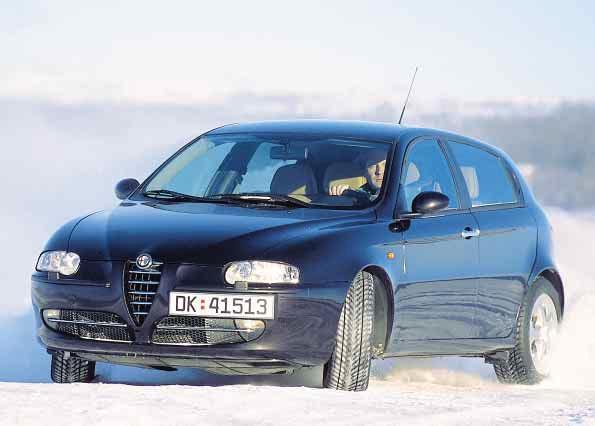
(461, 227), (480, 239)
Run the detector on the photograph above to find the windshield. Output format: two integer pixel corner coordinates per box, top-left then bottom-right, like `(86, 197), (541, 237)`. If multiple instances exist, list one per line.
(142, 133), (392, 209)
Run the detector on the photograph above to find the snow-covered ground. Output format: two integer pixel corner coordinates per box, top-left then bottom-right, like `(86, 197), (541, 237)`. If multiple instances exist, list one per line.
(1, 379), (594, 426)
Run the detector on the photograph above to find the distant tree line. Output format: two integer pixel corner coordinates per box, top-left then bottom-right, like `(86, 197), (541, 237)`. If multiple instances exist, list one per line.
(415, 103), (595, 208)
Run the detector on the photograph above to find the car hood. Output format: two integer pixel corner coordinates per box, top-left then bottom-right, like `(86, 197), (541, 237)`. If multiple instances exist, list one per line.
(68, 201), (374, 263)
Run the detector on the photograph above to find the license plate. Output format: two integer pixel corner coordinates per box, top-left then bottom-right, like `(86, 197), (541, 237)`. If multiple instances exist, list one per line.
(169, 292), (275, 319)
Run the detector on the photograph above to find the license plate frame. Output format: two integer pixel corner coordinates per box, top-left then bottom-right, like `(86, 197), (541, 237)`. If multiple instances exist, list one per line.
(169, 292), (275, 320)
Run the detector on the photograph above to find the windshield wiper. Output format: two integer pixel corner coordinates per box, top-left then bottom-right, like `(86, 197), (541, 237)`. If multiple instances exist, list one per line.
(143, 190), (311, 208)
(142, 189), (199, 201)
(208, 193), (312, 208)
(143, 189), (234, 204)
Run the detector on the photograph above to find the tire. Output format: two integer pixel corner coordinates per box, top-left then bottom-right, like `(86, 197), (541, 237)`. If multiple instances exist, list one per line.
(323, 271), (375, 391)
(51, 352), (96, 383)
(493, 278), (561, 384)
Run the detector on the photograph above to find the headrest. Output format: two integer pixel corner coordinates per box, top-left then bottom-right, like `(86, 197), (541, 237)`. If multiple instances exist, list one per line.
(323, 162), (366, 192)
(270, 162), (317, 195)
(461, 166), (479, 199)
(404, 163), (420, 184)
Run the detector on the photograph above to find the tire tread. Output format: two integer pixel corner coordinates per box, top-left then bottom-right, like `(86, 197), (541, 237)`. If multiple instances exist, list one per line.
(51, 352), (96, 383)
(493, 278), (560, 385)
(324, 271), (375, 391)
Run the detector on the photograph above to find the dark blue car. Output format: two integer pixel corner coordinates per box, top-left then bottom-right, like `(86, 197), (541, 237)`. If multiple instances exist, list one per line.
(31, 120), (563, 391)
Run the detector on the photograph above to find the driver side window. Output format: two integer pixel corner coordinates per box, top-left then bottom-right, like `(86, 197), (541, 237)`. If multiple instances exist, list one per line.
(400, 139), (459, 211)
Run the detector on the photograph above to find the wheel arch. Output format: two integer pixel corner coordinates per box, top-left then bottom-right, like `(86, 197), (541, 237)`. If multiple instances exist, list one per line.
(362, 265), (395, 353)
(534, 268), (565, 317)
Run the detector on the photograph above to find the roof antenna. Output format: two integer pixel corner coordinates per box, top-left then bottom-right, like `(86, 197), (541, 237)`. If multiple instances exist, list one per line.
(398, 66), (419, 125)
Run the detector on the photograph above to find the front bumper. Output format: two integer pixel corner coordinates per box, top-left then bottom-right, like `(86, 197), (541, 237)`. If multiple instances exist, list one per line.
(31, 271), (349, 374)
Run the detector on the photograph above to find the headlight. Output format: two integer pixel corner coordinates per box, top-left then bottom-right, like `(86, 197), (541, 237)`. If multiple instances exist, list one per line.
(36, 251), (81, 276)
(224, 261), (299, 285)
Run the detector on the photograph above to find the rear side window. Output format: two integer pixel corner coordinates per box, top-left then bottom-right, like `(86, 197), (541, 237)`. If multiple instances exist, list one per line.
(448, 141), (518, 207)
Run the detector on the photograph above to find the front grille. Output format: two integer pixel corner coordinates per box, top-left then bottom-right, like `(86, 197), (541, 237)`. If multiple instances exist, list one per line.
(124, 261), (163, 325)
(49, 310), (133, 342)
(151, 316), (246, 345)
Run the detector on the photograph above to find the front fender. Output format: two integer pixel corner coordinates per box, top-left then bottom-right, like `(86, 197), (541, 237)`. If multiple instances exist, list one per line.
(262, 219), (401, 293)
(43, 212), (102, 252)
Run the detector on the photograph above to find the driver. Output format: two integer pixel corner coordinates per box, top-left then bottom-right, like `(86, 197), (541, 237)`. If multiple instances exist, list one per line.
(329, 149), (387, 198)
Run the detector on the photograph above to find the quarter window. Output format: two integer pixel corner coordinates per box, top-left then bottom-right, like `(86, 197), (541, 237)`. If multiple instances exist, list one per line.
(448, 141), (518, 207)
(400, 139), (459, 211)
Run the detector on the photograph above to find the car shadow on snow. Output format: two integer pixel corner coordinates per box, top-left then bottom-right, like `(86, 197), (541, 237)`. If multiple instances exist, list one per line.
(94, 364), (324, 388)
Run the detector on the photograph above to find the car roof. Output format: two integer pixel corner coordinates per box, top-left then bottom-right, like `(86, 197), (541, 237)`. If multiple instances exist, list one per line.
(207, 120), (404, 142)
(206, 119), (507, 158)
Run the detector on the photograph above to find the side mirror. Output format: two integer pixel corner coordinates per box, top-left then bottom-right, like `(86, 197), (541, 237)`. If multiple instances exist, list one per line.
(115, 178), (140, 200)
(411, 191), (449, 215)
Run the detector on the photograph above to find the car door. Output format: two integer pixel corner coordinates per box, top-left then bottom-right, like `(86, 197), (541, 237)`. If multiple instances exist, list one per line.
(446, 141), (537, 338)
(392, 138), (480, 343)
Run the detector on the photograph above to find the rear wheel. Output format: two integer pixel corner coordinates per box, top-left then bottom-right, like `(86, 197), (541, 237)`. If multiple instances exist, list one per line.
(323, 271), (375, 391)
(493, 278), (561, 384)
(51, 352), (96, 383)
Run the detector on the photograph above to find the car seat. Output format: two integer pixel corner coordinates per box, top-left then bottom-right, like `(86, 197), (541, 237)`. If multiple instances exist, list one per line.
(270, 162), (318, 200)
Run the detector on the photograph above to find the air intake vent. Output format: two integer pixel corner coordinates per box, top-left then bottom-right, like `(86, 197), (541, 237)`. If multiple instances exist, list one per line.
(124, 260), (162, 325)
(45, 310), (133, 342)
(151, 316), (264, 346)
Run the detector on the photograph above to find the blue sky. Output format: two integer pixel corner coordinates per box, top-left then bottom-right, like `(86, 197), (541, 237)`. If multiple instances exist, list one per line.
(2, 1), (594, 107)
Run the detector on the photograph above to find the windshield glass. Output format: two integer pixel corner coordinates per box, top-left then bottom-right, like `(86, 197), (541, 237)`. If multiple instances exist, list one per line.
(143, 133), (392, 208)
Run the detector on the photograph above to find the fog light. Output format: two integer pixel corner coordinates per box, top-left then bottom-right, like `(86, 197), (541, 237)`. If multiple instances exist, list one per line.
(43, 309), (61, 330)
(234, 319), (265, 341)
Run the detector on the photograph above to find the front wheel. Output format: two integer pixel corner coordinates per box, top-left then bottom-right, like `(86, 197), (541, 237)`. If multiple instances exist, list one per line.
(493, 278), (561, 384)
(51, 352), (96, 383)
(323, 271), (375, 391)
